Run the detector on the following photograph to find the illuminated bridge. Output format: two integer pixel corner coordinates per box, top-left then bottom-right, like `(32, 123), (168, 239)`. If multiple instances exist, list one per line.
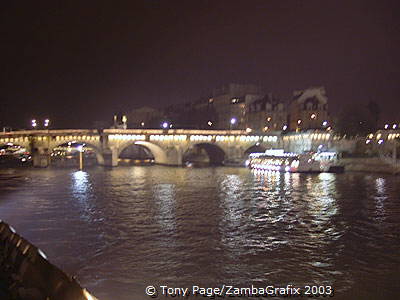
(0, 129), (284, 167)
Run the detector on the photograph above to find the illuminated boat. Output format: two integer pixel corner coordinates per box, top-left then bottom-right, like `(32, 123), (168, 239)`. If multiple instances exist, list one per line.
(247, 149), (343, 173)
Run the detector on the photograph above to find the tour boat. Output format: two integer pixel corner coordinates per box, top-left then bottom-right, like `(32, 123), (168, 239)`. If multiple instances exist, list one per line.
(247, 149), (343, 173)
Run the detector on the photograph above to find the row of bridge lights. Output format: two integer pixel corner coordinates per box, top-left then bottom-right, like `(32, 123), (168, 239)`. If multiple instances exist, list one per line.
(31, 119), (50, 128)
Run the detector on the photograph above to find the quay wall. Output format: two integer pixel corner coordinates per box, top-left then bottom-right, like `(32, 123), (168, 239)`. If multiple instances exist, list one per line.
(339, 157), (400, 174)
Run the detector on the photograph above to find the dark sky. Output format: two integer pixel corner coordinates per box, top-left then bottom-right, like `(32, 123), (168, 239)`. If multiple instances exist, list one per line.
(1, 0), (399, 129)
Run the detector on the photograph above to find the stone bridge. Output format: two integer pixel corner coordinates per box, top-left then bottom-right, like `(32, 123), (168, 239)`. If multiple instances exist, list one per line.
(0, 129), (280, 167)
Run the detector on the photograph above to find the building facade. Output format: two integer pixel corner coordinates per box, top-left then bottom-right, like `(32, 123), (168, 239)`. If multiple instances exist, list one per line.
(127, 106), (162, 128)
(208, 83), (264, 129)
(288, 87), (329, 131)
(246, 93), (287, 132)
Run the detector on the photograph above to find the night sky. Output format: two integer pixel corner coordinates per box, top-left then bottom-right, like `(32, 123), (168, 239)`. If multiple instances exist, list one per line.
(1, 0), (399, 129)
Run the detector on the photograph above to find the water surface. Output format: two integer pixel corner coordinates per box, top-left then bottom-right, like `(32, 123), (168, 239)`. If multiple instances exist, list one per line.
(0, 167), (399, 299)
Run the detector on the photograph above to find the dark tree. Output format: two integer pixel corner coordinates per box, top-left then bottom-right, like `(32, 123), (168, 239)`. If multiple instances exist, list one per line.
(335, 104), (376, 137)
(366, 100), (381, 131)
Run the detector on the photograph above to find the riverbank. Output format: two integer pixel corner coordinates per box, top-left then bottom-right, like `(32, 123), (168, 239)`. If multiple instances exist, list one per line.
(339, 157), (400, 174)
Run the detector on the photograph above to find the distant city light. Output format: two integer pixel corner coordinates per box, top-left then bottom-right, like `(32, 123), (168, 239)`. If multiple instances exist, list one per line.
(311, 113), (316, 120)
(282, 125), (288, 130)
(44, 119), (50, 127)
(264, 126), (269, 131)
(297, 119), (302, 125)
(246, 128), (252, 133)
(230, 118), (237, 125)
(207, 121), (213, 126)
(393, 124), (397, 129)
(31, 119), (37, 128)
(141, 122), (145, 127)
(366, 139), (371, 144)
(384, 124), (389, 129)
(322, 121), (328, 126)
(162, 122), (168, 129)
(267, 117), (271, 122)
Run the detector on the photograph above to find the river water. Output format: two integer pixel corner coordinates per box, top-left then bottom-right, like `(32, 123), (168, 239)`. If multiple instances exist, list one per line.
(0, 166), (399, 299)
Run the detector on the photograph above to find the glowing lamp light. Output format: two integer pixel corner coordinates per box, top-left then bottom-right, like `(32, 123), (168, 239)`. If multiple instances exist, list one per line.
(297, 119), (302, 125)
(162, 122), (168, 129)
(141, 122), (145, 127)
(31, 119), (37, 128)
(393, 124), (397, 129)
(322, 121), (328, 126)
(311, 113), (316, 120)
(267, 117), (272, 122)
(246, 128), (252, 133)
(230, 118), (237, 125)
(44, 119), (50, 127)
(384, 124), (389, 129)
(207, 121), (213, 126)
(282, 125), (288, 130)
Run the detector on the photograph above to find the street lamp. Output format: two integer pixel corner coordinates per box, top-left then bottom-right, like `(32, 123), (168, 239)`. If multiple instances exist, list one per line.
(230, 117), (237, 130)
(31, 119), (37, 128)
(162, 122), (169, 129)
(77, 145), (84, 170)
(44, 119), (50, 127)
(207, 121), (213, 127)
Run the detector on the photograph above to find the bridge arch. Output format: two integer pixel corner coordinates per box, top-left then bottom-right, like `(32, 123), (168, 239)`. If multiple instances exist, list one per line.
(117, 141), (176, 165)
(244, 144), (267, 156)
(184, 143), (226, 165)
(51, 141), (105, 165)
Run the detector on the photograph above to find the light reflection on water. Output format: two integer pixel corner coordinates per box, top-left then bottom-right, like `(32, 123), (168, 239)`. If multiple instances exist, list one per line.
(0, 166), (399, 299)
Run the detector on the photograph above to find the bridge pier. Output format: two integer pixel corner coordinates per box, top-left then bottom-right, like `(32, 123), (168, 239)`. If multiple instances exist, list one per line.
(101, 148), (119, 167)
(32, 148), (50, 168)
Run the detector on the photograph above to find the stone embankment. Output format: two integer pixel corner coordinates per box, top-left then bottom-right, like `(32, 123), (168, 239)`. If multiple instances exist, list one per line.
(0, 220), (98, 300)
(339, 157), (400, 175)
